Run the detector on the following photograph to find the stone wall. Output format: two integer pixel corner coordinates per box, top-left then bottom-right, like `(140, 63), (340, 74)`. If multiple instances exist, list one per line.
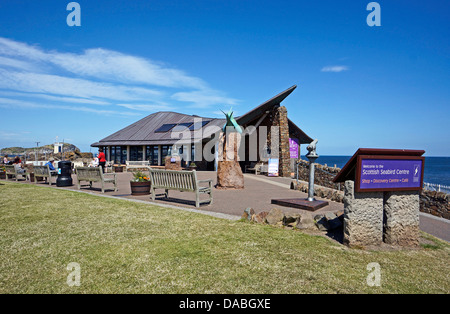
(297, 160), (344, 191)
(292, 181), (344, 203)
(420, 190), (450, 220)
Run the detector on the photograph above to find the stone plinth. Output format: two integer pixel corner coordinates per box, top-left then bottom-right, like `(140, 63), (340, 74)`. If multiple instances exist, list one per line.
(164, 156), (182, 171)
(216, 132), (244, 189)
(343, 180), (384, 247)
(383, 191), (420, 247)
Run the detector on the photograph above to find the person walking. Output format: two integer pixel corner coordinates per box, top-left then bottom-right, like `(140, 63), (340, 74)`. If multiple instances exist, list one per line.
(98, 148), (106, 173)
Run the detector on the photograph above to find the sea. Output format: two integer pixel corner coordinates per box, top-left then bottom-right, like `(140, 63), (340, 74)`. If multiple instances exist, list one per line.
(302, 155), (450, 188)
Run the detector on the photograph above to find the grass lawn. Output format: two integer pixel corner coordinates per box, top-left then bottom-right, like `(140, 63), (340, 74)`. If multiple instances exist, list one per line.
(0, 181), (449, 294)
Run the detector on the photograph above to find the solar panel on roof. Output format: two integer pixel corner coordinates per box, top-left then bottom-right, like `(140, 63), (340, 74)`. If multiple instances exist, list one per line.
(172, 122), (193, 132)
(154, 123), (177, 132)
(189, 120), (210, 131)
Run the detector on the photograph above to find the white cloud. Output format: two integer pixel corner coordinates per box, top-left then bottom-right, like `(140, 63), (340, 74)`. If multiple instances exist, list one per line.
(0, 37), (238, 115)
(0, 91), (111, 106)
(49, 48), (207, 89)
(0, 97), (140, 117)
(117, 103), (173, 112)
(0, 56), (37, 71)
(171, 89), (239, 108)
(0, 69), (163, 102)
(321, 65), (349, 73)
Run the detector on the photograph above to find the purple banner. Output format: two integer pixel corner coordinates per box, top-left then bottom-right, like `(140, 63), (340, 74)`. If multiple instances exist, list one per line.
(289, 138), (299, 159)
(359, 159), (423, 190)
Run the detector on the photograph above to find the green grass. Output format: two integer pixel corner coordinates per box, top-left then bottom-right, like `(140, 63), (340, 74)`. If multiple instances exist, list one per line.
(0, 181), (449, 294)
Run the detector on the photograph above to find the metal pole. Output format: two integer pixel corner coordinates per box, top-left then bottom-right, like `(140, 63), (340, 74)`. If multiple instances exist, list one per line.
(305, 139), (319, 202)
(307, 160), (316, 201)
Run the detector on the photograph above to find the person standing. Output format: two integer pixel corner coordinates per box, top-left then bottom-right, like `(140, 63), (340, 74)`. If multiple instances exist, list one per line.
(98, 148), (106, 173)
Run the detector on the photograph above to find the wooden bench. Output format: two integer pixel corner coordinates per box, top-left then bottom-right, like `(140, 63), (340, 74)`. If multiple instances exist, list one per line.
(4, 165), (28, 181)
(126, 161), (150, 171)
(75, 167), (118, 193)
(33, 165), (58, 185)
(148, 169), (213, 208)
(245, 162), (264, 175)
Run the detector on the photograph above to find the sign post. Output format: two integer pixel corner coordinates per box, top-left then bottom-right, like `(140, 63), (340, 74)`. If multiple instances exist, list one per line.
(334, 148), (424, 247)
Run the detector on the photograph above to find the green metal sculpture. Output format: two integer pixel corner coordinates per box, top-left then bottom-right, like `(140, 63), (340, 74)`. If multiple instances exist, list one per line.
(221, 108), (243, 134)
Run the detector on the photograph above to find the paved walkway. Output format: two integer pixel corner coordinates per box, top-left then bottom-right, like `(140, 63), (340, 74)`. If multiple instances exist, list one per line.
(70, 171), (344, 217)
(2, 171), (449, 242)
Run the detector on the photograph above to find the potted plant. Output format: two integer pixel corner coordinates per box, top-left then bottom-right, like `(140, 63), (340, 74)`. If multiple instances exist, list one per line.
(130, 171), (151, 195)
(188, 162), (197, 171)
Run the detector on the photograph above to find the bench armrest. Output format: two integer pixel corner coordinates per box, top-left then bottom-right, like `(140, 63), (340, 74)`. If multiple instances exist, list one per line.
(198, 179), (213, 184)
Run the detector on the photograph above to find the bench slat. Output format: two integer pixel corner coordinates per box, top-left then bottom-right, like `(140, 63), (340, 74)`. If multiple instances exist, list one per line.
(149, 169), (212, 207)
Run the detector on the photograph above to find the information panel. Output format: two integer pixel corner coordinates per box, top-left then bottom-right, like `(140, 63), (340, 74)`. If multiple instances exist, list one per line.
(268, 158), (279, 177)
(289, 138), (299, 159)
(357, 157), (424, 192)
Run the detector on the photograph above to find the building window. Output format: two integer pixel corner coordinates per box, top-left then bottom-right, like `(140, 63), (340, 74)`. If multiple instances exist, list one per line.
(110, 146), (127, 164)
(161, 145), (172, 165)
(121, 147), (127, 164)
(104, 147), (109, 161)
(130, 146), (143, 161)
(146, 146), (159, 165)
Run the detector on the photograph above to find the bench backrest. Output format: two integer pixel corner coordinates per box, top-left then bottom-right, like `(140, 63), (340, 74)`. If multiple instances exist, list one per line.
(126, 161), (150, 167)
(76, 167), (104, 181)
(34, 165), (51, 176)
(149, 169), (198, 192)
(4, 165), (17, 174)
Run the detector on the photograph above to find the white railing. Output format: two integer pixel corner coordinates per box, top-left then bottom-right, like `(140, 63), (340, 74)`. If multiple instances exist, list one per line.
(423, 182), (450, 194)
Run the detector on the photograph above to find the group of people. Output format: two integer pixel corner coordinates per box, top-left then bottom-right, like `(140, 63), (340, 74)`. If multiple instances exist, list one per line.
(88, 148), (107, 172)
(2, 148), (106, 173)
(2, 154), (57, 174)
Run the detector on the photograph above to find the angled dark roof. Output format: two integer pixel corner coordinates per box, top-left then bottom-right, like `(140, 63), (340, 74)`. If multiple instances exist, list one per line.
(236, 85), (312, 144)
(92, 112), (225, 147)
(236, 85), (297, 126)
(92, 85), (313, 147)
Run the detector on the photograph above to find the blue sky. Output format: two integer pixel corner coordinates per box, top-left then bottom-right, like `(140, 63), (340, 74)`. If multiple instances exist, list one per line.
(0, 0), (448, 156)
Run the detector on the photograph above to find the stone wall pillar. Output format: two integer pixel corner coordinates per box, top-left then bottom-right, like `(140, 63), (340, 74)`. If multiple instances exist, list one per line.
(343, 180), (384, 247)
(272, 106), (291, 177)
(383, 191), (420, 246)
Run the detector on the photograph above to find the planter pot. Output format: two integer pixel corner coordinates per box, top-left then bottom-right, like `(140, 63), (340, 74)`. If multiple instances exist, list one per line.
(130, 181), (151, 196)
(114, 166), (124, 173)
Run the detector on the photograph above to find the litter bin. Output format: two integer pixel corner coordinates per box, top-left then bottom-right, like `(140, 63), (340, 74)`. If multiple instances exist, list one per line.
(56, 161), (73, 187)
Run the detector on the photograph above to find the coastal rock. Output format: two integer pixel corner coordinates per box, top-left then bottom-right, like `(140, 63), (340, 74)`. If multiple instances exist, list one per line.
(266, 208), (284, 225)
(241, 207), (255, 221)
(296, 213), (315, 230)
(314, 214), (329, 231)
(252, 211), (268, 224)
(283, 212), (301, 227)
